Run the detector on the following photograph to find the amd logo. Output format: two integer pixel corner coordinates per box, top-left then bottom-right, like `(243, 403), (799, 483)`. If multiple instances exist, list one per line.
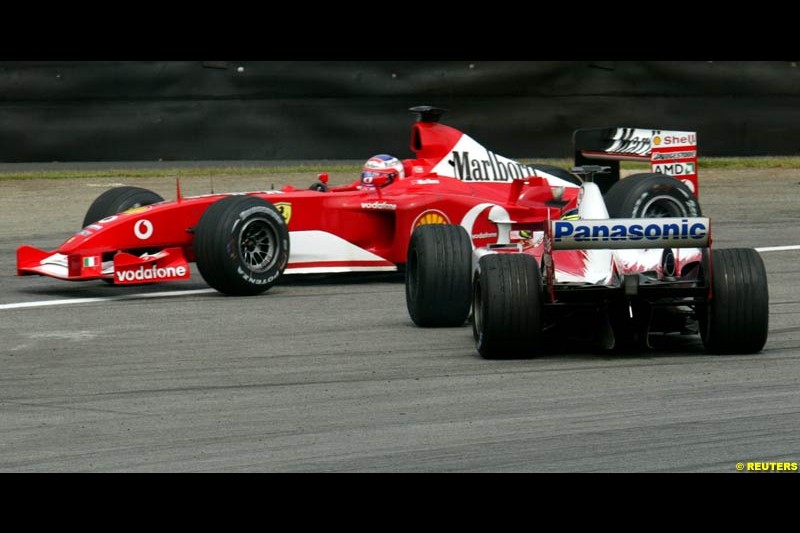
(653, 162), (696, 176)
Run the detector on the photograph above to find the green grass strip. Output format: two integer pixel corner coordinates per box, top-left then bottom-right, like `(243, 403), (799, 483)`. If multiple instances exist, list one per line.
(1, 157), (800, 181)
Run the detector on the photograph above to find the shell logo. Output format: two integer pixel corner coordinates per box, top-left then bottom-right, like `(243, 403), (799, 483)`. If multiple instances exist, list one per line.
(413, 210), (450, 229)
(653, 136), (662, 146)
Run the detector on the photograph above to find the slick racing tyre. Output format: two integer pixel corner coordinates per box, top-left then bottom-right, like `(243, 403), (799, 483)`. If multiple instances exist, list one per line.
(529, 164), (582, 186)
(700, 248), (769, 354)
(473, 253), (543, 359)
(604, 173), (701, 218)
(82, 186), (165, 227)
(194, 196), (290, 296)
(405, 224), (472, 327)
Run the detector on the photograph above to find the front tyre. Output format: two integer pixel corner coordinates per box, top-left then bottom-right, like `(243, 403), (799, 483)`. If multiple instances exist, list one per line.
(701, 248), (769, 354)
(82, 186), (165, 227)
(405, 224), (472, 327)
(194, 196), (290, 296)
(473, 253), (543, 359)
(604, 173), (701, 218)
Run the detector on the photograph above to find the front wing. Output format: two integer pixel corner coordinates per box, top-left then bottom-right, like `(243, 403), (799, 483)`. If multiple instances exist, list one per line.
(17, 230), (398, 284)
(17, 246), (191, 284)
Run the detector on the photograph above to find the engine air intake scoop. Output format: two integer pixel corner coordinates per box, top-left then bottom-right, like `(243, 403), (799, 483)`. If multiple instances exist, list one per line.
(409, 106), (448, 123)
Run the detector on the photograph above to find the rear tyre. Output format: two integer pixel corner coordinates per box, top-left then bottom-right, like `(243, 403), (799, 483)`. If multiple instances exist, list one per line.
(604, 173), (701, 218)
(473, 253), (543, 359)
(701, 248), (769, 354)
(82, 186), (164, 227)
(405, 224), (472, 327)
(194, 196), (290, 296)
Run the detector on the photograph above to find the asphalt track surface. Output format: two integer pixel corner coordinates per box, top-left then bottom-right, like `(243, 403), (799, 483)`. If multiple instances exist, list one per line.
(1, 168), (799, 472)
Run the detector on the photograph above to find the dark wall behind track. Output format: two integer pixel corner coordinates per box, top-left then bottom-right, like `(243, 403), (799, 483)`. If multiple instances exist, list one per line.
(1, 61), (799, 162)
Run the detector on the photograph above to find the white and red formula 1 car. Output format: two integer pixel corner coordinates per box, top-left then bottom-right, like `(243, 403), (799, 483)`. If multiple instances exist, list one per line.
(402, 111), (768, 357)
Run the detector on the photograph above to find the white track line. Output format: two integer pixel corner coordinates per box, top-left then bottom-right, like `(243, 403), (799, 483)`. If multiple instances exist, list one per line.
(755, 245), (800, 253)
(0, 288), (217, 311)
(3, 246), (799, 311)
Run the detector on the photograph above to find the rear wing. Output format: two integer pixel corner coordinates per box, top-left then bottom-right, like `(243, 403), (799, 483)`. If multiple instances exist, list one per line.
(550, 217), (710, 250)
(574, 128), (698, 196)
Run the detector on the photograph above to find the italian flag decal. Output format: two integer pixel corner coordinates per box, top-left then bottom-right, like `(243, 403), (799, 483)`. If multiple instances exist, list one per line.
(83, 256), (98, 268)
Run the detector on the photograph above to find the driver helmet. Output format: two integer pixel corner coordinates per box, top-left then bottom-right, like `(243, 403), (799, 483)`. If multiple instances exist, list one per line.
(361, 154), (404, 187)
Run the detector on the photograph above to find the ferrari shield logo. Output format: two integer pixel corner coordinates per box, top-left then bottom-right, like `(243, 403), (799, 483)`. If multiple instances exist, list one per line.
(275, 202), (292, 224)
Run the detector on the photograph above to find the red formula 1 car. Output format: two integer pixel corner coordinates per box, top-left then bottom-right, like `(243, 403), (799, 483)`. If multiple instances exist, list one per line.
(17, 105), (767, 357)
(19, 105), (586, 295)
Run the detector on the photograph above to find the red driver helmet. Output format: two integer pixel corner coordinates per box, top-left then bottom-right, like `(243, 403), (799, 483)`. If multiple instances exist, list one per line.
(361, 154), (405, 187)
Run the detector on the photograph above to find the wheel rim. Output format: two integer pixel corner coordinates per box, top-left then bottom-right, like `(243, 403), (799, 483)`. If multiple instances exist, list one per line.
(239, 217), (280, 273)
(640, 195), (688, 217)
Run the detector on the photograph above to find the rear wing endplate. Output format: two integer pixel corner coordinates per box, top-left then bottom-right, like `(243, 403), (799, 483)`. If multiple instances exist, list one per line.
(574, 127), (698, 196)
